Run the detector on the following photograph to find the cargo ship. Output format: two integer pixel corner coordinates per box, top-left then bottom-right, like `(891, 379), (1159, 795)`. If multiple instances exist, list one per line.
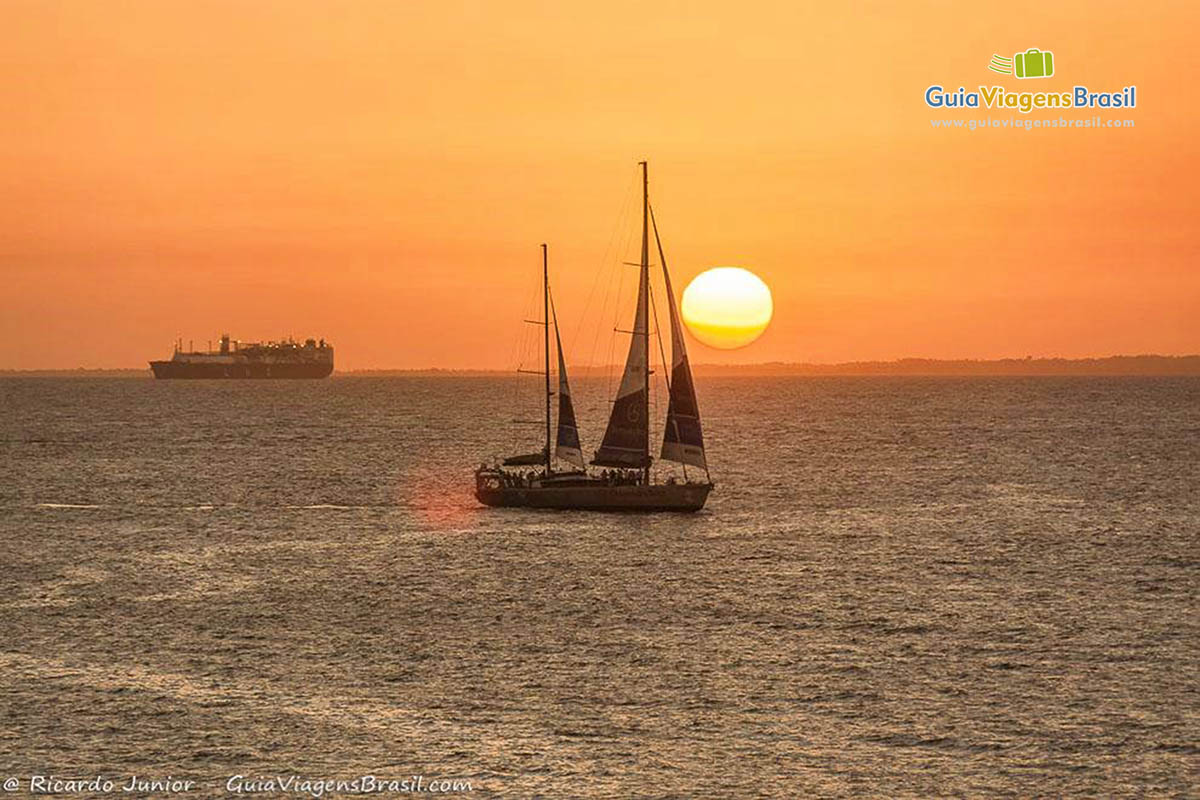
(149, 334), (333, 379)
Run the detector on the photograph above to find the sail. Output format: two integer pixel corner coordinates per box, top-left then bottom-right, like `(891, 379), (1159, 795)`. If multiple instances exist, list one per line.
(593, 166), (651, 469)
(551, 300), (584, 467)
(591, 275), (650, 467)
(654, 209), (707, 469)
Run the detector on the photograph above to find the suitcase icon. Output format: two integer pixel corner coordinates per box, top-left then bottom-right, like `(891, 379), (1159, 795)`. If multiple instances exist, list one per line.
(1014, 48), (1054, 79)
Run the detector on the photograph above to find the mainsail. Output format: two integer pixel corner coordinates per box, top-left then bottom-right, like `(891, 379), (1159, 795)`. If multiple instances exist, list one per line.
(592, 162), (651, 469)
(551, 296), (584, 467)
(653, 208), (708, 470)
(591, 268), (650, 467)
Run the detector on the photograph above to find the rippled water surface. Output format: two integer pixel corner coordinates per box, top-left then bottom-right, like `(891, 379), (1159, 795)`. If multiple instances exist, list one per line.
(1, 376), (1197, 797)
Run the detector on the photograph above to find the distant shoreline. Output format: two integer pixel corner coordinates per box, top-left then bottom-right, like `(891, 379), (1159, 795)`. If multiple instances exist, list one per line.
(4, 355), (1199, 378)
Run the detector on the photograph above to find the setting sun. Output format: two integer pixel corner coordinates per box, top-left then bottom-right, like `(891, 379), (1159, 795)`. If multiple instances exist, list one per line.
(680, 267), (773, 349)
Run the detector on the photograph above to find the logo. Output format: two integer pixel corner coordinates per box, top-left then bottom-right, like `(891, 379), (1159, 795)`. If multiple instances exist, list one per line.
(990, 48), (1055, 79)
(925, 47), (1136, 114)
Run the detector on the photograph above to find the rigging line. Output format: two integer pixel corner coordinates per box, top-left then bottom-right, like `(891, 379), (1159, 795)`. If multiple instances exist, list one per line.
(603, 179), (638, 408)
(504, 266), (532, 372)
(605, 258), (621, 405)
(549, 286), (562, 406)
(509, 260), (544, 442)
(580, 172), (633, 377)
(503, 274), (530, 432)
(512, 261), (541, 373)
(572, 168), (637, 362)
(591, 169), (639, 406)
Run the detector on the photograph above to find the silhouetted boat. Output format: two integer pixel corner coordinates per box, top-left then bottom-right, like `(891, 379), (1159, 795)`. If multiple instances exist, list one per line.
(474, 162), (713, 512)
(150, 334), (333, 379)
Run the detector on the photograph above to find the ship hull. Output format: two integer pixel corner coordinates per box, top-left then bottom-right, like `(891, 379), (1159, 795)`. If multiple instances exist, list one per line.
(149, 361), (333, 379)
(475, 476), (712, 512)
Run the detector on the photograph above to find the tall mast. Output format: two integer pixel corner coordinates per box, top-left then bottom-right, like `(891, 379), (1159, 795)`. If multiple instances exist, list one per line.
(590, 161), (655, 476)
(542, 243), (552, 475)
(639, 161), (650, 485)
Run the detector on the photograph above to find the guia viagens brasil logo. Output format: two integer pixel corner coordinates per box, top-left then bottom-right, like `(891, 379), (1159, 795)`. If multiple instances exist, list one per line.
(926, 48), (1136, 114)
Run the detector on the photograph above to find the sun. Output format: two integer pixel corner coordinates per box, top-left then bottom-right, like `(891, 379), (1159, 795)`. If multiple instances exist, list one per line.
(680, 267), (773, 349)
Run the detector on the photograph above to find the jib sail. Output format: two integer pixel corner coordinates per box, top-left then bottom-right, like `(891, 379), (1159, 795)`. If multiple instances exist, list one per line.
(551, 298), (584, 468)
(652, 208), (707, 470)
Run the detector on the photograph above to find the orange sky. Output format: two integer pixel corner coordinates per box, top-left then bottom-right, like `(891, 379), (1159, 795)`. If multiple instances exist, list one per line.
(1, 0), (1197, 369)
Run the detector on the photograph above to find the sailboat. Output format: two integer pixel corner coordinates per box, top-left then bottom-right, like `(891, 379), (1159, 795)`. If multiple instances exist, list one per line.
(474, 161), (713, 512)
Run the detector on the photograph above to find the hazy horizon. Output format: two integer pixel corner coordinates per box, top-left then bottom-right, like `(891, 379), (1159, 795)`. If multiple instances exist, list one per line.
(6, 353), (1199, 376)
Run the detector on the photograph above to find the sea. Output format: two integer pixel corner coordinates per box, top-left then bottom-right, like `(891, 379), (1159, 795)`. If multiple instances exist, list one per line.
(0, 376), (1196, 798)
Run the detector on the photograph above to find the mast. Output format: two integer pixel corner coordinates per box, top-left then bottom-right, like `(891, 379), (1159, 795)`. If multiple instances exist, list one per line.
(639, 161), (650, 485)
(542, 243), (552, 475)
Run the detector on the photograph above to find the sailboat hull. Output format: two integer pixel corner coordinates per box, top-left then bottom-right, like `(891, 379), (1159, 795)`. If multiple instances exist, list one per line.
(474, 476), (712, 512)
